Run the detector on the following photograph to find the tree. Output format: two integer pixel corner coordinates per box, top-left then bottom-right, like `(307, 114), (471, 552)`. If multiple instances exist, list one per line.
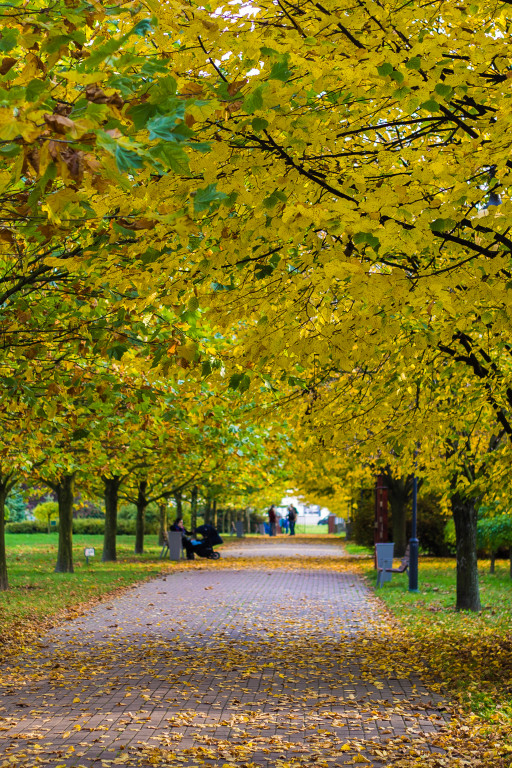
(33, 500), (58, 534)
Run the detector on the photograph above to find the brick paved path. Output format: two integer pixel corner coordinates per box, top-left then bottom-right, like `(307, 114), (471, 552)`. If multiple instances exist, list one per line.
(0, 542), (448, 767)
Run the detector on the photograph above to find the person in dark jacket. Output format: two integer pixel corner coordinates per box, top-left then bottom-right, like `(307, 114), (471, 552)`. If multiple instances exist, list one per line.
(170, 517), (195, 560)
(268, 505), (277, 536)
(287, 504), (298, 536)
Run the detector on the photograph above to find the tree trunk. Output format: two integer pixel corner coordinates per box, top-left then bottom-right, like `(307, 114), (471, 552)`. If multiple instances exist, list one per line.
(190, 485), (198, 531)
(174, 491), (182, 521)
(510, 548), (512, 579)
(451, 493), (481, 611)
(102, 476), (121, 562)
(135, 480), (147, 555)
(204, 496), (211, 525)
(212, 499), (218, 529)
(55, 474), (75, 573)
(0, 483), (8, 591)
(158, 502), (167, 546)
(386, 475), (412, 557)
(490, 552), (496, 574)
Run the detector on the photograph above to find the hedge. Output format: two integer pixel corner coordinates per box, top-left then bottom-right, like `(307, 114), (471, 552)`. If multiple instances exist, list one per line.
(5, 519), (150, 535)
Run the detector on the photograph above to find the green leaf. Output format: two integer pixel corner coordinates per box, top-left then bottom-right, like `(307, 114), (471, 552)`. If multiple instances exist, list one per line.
(146, 110), (186, 140)
(263, 190), (287, 209)
(0, 143), (21, 158)
(150, 142), (190, 174)
(252, 117), (268, 132)
(193, 183), (227, 213)
(132, 18), (154, 36)
(406, 56), (422, 70)
(25, 79), (47, 102)
(115, 145), (145, 173)
(435, 83), (453, 99)
(243, 87), (264, 113)
(377, 62), (393, 77)
(420, 98), (441, 112)
(269, 55), (293, 82)
(44, 34), (73, 54)
(353, 231), (381, 252)
(128, 102), (158, 131)
(429, 218), (455, 233)
(141, 59), (170, 76)
(0, 28), (18, 53)
(390, 70), (404, 84)
(229, 373), (242, 390)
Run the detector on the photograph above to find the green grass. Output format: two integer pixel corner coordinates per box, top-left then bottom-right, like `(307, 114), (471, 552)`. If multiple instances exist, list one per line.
(0, 533), (172, 650)
(343, 541), (373, 556)
(360, 556), (512, 721)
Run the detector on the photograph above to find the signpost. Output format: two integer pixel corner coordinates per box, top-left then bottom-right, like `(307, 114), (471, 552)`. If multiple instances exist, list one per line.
(84, 547), (95, 565)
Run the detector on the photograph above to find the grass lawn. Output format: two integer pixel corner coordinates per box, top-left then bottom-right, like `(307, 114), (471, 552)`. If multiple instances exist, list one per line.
(358, 554), (512, 724)
(0, 533), (172, 655)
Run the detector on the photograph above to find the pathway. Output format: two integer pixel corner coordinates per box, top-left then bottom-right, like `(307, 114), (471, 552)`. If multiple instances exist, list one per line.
(0, 539), (449, 767)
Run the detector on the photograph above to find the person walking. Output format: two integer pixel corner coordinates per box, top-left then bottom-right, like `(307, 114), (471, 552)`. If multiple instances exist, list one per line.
(268, 505), (277, 536)
(287, 504), (298, 536)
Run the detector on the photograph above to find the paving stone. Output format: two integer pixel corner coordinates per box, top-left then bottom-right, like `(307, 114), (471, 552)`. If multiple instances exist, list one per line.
(0, 541), (449, 767)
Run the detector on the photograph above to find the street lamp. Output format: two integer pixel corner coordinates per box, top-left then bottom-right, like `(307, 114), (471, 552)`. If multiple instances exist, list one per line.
(408, 476), (419, 592)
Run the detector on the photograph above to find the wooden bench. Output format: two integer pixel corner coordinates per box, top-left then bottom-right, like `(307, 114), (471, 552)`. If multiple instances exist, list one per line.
(376, 545), (410, 587)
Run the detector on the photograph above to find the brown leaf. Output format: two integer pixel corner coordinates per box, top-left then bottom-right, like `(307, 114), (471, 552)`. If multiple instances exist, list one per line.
(25, 148), (39, 173)
(226, 100), (243, 115)
(43, 114), (75, 135)
(0, 228), (15, 245)
(117, 217), (156, 231)
(107, 92), (124, 109)
(60, 147), (82, 180)
(181, 82), (204, 97)
(0, 57), (16, 75)
(54, 103), (72, 117)
(227, 79), (248, 97)
(85, 83), (108, 103)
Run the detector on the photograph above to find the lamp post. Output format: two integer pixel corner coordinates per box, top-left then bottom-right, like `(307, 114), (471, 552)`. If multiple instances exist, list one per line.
(408, 476), (419, 592)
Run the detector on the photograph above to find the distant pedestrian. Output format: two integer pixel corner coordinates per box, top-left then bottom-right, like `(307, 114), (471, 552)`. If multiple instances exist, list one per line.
(268, 505), (277, 536)
(287, 504), (298, 536)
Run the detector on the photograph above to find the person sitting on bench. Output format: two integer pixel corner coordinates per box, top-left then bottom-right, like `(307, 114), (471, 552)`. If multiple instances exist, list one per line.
(170, 517), (195, 560)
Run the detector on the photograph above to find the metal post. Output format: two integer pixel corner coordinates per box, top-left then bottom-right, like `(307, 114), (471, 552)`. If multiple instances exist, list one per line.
(408, 476), (419, 592)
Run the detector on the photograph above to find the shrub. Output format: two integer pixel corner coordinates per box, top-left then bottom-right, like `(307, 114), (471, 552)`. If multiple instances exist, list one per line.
(6, 520), (48, 533)
(408, 494), (453, 556)
(477, 515), (512, 553)
(352, 489), (375, 548)
(118, 503), (159, 534)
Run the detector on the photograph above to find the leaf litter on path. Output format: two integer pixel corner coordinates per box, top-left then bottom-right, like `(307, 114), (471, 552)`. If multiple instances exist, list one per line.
(0, 556), (509, 767)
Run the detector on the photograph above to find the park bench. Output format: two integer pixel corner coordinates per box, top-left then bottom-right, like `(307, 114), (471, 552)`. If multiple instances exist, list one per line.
(159, 531), (184, 561)
(376, 544), (410, 587)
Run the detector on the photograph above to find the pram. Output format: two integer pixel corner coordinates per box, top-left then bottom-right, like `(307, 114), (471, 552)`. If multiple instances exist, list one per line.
(186, 524), (223, 560)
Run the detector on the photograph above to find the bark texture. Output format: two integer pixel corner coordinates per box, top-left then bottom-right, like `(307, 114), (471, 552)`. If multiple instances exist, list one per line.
(158, 503), (167, 546)
(190, 486), (198, 530)
(174, 491), (183, 521)
(135, 480), (147, 555)
(0, 483), (8, 591)
(451, 493), (481, 611)
(102, 476), (121, 562)
(55, 474), (75, 573)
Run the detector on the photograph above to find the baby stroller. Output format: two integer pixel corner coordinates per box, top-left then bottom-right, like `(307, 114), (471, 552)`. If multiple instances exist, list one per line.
(187, 524), (223, 560)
